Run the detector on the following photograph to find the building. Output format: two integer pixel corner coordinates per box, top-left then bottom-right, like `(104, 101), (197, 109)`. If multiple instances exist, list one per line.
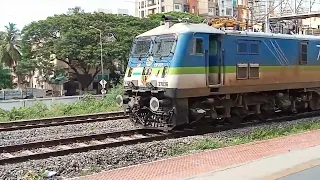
(96, 8), (113, 14)
(117, 8), (130, 15)
(135, 0), (220, 18)
(95, 8), (129, 15)
(198, 0), (219, 17)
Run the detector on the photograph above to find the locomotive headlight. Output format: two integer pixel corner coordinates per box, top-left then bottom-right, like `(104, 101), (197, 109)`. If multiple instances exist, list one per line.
(150, 97), (160, 111)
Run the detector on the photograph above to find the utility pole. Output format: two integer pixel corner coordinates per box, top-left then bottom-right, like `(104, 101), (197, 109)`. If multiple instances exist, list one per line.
(265, 0), (269, 33)
(89, 26), (106, 96)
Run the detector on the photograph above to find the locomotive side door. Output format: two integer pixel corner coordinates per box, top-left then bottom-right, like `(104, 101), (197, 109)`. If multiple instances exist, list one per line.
(207, 34), (222, 87)
(190, 33), (209, 87)
(190, 33), (222, 88)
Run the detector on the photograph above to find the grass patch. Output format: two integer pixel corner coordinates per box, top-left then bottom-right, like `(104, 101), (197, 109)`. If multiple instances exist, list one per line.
(0, 83), (123, 122)
(169, 121), (320, 156)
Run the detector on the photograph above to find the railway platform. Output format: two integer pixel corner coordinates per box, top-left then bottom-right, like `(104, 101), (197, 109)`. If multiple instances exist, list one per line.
(75, 130), (320, 180)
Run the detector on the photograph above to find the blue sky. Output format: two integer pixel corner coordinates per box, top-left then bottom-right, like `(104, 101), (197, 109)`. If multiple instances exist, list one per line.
(0, 0), (136, 31)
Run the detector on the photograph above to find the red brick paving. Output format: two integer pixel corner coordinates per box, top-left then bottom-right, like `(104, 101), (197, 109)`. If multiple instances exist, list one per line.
(76, 130), (320, 180)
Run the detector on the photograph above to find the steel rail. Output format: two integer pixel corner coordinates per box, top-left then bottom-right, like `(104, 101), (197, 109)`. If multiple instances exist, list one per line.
(0, 111), (127, 132)
(0, 128), (194, 165)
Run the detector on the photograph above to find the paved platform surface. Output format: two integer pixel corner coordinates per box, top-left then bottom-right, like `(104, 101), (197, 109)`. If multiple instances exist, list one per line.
(183, 144), (320, 180)
(75, 130), (320, 180)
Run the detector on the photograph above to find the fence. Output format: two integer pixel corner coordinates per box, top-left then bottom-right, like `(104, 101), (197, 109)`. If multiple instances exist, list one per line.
(0, 95), (106, 111)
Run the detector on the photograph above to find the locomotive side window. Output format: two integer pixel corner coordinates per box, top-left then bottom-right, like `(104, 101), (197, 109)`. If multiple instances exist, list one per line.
(299, 41), (308, 65)
(236, 63), (248, 79)
(195, 38), (204, 55)
(249, 43), (259, 54)
(237, 42), (247, 54)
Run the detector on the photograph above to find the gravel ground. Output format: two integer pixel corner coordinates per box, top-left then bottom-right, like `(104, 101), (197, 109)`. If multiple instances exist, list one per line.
(1, 117), (320, 180)
(0, 119), (135, 146)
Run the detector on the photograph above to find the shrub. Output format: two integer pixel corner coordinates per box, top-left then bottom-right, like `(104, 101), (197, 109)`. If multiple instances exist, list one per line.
(0, 84), (123, 122)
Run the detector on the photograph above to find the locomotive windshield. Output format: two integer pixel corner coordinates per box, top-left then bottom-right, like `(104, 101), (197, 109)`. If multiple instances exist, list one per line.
(152, 35), (176, 57)
(130, 35), (176, 58)
(131, 37), (152, 57)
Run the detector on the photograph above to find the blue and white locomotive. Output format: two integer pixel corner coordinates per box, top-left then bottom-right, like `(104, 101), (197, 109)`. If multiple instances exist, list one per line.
(116, 17), (320, 131)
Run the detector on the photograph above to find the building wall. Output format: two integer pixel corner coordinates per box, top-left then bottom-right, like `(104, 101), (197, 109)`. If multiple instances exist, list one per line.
(236, 0), (248, 21)
(135, 0), (212, 18)
(217, 0), (233, 17)
(188, 0), (198, 14)
(302, 17), (320, 29)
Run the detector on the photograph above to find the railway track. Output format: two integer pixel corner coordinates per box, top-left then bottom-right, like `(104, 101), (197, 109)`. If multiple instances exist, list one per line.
(0, 111), (127, 132)
(0, 109), (320, 165)
(0, 128), (194, 165)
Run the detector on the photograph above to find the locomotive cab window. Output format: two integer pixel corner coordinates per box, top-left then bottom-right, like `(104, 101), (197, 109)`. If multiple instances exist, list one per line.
(190, 38), (204, 55)
(237, 63), (248, 79)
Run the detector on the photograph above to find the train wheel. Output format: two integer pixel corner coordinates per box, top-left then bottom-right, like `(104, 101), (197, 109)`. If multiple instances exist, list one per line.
(309, 93), (320, 110)
(256, 113), (268, 122)
(226, 115), (242, 126)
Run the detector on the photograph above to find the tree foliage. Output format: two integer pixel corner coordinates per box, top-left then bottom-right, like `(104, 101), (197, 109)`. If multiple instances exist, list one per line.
(21, 12), (158, 88)
(0, 64), (12, 89)
(0, 23), (21, 88)
(148, 11), (205, 23)
(0, 23), (21, 68)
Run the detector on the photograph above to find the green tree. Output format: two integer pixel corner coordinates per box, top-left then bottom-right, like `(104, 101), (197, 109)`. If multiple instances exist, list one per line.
(21, 12), (158, 89)
(0, 64), (12, 89)
(148, 11), (205, 23)
(0, 23), (21, 68)
(0, 23), (21, 87)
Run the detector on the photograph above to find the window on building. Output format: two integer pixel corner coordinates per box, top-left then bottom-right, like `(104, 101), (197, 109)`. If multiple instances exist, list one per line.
(162, 0), (164, 2)
(174, 4), (180, 10)
(208, 8), (214, 15)
(141, 11), (145, 17)
(192, 6), (195, 13)
(161, 6), (165, 12)
(184, 5), (189, 12)
(226, 8), (232, 16)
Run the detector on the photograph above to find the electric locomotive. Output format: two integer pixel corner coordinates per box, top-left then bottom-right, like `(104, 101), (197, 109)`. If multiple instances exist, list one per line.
(116, 17), (320, 131)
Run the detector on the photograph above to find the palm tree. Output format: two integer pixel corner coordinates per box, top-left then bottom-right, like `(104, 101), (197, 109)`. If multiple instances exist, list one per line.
(0, 23), (22, 87)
